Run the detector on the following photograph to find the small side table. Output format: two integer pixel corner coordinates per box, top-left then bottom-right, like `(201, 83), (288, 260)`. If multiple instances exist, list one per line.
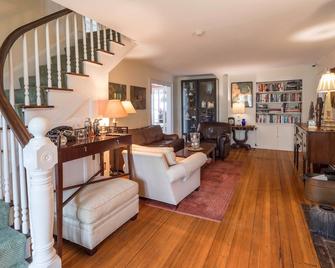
(231, 125), (256, 150)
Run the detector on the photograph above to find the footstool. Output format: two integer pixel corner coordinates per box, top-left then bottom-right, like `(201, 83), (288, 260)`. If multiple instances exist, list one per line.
(59, 178), (139, 254)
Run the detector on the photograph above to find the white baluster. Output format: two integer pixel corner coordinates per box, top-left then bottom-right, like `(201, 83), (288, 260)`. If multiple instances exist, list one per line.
(23, 117), (60, 268)
(97, 23), (101, 50)
(117, 32), (121, 43)
(73, 14), (79, 73)
(9, 50), (14, 105)
(8, 50), (21, 229)
(103, 26), (107, 51)
(18, 145), (29, 234)
(65, 14), (71, 73)
(34, 28), (41, 106)
(0, 129), (5, 200)
(56, 18), (62, 88)
(0, 119), (2, 200)
(109, 29), (114, 53)
(10, 131), (20, 229)
(90, 18), (94, 61)
(45, 23), (52, 88)
(23, 33), (30, 106)
(2, 117), (10, 203)
(82, 16), (87, 60)
(109, 29), (113, 40)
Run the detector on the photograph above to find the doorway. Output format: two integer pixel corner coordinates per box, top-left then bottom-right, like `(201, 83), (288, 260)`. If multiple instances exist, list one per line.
(151, 81), (173, 133)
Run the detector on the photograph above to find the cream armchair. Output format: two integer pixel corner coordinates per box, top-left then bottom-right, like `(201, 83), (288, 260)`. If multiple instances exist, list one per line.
(122, 147), (207, 205)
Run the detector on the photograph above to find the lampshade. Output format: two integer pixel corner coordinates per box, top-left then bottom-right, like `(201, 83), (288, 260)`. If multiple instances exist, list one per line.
(121, 100), (136, 114)
(232, 102), (245, 114)
(102, 100), (128, 118)
(317, 71), (335, 93)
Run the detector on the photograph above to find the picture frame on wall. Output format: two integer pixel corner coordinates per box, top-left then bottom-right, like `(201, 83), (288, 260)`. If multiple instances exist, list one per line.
(228, 117), (235, 126)
(109, 82), (126, 100)
(231, 81), (253, 108)
(130, 86), (146, 110)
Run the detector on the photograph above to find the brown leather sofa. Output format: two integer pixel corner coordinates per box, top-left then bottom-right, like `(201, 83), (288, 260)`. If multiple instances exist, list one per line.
(197, 122), (231, 160)
(111, 125), (184, 172)
(129, 125), (184, 151)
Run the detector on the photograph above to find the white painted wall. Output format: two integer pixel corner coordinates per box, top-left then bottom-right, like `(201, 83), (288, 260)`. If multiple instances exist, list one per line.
(109, 59), (173, 129)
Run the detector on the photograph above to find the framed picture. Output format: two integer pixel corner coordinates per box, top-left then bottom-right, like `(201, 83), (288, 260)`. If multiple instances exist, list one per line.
(130, 86), (146, 110)
(228, 117), (235, 126)
(231, 82), (253, 108)
(109, 82), (126, 100)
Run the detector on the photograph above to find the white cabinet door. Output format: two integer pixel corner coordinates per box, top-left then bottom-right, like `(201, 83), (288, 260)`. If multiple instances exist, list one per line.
(277, 124), (294, 151)
(255, 124), (278, 150)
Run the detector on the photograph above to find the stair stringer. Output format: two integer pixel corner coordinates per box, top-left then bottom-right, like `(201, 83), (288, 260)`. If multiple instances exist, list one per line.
(24, 36), (135, 128)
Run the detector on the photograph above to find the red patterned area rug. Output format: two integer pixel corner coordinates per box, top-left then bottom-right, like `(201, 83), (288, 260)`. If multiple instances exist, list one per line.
(142, 160), (242, 222)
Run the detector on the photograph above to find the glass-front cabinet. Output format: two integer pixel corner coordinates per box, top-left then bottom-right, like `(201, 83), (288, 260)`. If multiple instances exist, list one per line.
(181, 78), (217, 134)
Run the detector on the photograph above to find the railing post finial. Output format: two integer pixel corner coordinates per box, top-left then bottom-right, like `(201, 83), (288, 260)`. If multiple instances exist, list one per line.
(23, 117), (60, 268)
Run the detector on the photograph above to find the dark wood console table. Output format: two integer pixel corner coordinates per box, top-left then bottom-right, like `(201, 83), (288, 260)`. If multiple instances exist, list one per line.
(231, 125), (256, 150)
(294, 123), (335, 174)
(55, 134), (132, 256)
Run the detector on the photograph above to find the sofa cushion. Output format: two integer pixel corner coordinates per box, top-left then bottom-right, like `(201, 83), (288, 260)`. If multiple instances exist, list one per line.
(144, 126), (164, 144)
(132, 144), (177, 166)
(128, 128), (148, 145)
(63, 178), (138, 224)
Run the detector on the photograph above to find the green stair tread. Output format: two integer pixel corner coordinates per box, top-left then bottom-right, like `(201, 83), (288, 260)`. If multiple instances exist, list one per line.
(0, 227), (27, 268)
(5, 88), (48, 106)
(0, 200), (9, 229)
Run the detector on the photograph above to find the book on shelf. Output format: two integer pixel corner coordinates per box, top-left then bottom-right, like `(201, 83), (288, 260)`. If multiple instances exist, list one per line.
(256, 114), (301, 124)
(256, 79), (302, 93)
(256, 79), (302, 125)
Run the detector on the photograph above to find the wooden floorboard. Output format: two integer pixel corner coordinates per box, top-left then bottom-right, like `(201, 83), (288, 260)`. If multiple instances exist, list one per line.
(62, 149), (320, 268)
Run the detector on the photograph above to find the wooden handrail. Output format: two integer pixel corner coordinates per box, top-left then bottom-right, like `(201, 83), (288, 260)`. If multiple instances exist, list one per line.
(0, 8), (72, 146)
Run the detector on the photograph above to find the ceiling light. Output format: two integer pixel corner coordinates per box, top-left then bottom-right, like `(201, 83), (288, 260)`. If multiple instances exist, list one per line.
(292, 21), (335, 42)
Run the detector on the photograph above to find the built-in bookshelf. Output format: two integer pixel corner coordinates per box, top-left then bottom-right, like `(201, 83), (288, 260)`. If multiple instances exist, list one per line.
(256, 80), (302, 124)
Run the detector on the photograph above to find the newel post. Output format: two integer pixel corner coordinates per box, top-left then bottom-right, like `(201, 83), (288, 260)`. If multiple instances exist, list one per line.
(23, 117), (61, 268)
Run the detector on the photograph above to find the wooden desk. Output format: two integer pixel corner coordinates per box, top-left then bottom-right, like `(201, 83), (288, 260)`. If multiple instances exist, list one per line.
(231, 125), (257, 150)
(294, 123), (335, 174)
(55, 134), (132, 256)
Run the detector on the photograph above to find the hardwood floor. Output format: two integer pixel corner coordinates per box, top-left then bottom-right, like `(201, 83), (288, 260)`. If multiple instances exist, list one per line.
(62, 149), (320, 268)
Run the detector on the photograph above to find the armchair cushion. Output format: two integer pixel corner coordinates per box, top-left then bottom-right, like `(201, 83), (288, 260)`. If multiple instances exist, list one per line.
(132, 144), (177, 166)
(167, 152), (207, 183)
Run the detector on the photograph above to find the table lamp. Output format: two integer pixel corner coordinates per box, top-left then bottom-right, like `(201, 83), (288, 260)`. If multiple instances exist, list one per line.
(102, 99), (128, 127)
(317, 70), (335, 126)
(232, 102), (245, 125)
(121, 100), (136, 114)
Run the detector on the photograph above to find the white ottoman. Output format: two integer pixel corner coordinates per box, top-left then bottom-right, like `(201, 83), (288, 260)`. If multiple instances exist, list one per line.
(60, 178), (139, 254)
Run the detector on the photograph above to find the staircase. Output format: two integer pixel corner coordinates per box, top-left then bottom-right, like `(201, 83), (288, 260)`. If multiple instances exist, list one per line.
(0, 201), (28, 267)
(0, 7), (134, 268)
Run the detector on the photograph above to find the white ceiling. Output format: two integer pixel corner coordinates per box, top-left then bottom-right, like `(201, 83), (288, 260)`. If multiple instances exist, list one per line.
(53, 0), (335, 75)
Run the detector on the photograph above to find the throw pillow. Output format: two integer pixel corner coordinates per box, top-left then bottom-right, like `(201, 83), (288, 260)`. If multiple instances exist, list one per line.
(132, 144), (177, 166)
